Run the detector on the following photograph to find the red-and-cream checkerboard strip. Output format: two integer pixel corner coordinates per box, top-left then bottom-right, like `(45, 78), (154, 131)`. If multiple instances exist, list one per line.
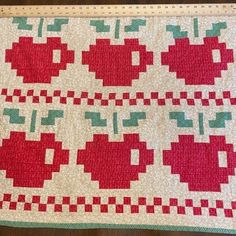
(1, 88), (235, 106)
(0, 194), (234, 217)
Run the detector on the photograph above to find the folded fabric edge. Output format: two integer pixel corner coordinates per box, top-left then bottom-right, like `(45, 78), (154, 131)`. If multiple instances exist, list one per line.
(0, 221), (235, 234)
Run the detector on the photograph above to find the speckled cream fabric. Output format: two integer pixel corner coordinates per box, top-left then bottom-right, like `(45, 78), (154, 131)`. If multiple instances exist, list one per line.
(0, 16), (236, 232)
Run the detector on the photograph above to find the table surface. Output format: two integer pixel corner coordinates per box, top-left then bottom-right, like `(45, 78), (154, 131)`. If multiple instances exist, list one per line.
(0, 0), (233, 235)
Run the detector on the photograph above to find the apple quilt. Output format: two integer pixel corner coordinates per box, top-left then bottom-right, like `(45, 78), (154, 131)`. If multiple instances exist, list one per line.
(0, 15), (236, 233)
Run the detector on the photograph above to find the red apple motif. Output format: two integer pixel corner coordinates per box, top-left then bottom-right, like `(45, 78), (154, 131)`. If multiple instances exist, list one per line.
(0, 131), (69, 187)
(163, 135), (236, 191)
(161, 37), (234, 85)
(82, 39), (153, 86)
(5, 37), (75, 83)
(77, 134), (154, 188)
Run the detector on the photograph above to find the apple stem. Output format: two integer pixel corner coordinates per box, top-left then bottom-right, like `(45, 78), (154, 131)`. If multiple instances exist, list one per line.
(198, 112), (204, 135)
(193, 18), (199, 38)
(115, 19), (120, 39)
(30, 110), (37, 133)
(113, 112), (118, 134)
(38, 17), (44, 37)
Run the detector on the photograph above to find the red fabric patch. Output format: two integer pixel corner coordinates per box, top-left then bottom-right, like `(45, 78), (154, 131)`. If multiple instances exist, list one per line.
(5, 37), (74, 83)
(77, 134), (154, 189)
(0, 132), (69, 187)
(82, 39), (153, 86)
(161, 37), (234, 85)
(163, 135), (236, 191)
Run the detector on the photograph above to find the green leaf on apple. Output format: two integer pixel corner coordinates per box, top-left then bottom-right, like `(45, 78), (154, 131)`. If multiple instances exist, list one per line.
(206, 22), (227, 37)
(12, 17), (33, 30)
(41, 110), (64, 125)
(169, 112), (193, 127)
(123, 112), (146, 127)
(12, 17), (70, 37)
(85, 111), (107, 127)
(124, 19), (146, 32)
(47, 18), (69, 32)
(3, 108), (25, 124)
(209, 112), (232, 128)
(166, 24), (188, 38)
(90, 20), (110, 32)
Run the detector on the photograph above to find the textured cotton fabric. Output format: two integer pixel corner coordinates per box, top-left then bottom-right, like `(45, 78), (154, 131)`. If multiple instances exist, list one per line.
(0, 16), (236, 233)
